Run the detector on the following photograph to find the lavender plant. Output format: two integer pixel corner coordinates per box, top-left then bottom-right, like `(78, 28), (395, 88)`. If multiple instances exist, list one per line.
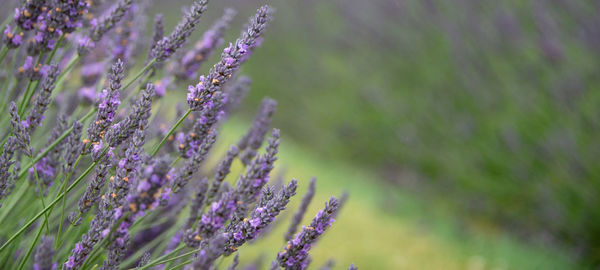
(0, 2), (353, 270)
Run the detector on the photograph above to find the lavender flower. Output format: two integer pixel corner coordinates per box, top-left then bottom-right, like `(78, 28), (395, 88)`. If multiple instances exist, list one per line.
(3, 24), (23, 48)
(176, 8), (236, 80)
(184, 177), (209, 230)
(232, 129), (280, 221)
(170, 129), (217, 193)
(348, 264), (358, 270)
(206, 145), (239, 205)
(63, 121), (83, 175)
(184, 191), (236, 248)
(225, 180), (297, 254)
(126, 156), (172, 219)
(318, 259), (335, 270)
(107, 127), (145, 209)
(13, 1), (45, 31)
(90, 0), (134, 42)
(190, 233), (227, 269)
(147, 14), (164, 70)
(87, 59), (124, 148)
(151, 0), (209, 62)
(238, 98), (277, 165)
(285, 178), (316, 241)
(65, 127), (146, 270)
(106, 83), (155, 147)
(29, 115), (69, 195)
(64, 200), (112, 269)
(187, 5), (274, 111)
(228, 253), (240, 270)
(277, 197), (339, 269)
(33, 236), (57, 270)
(150, 14), (164, 55)
(17, 55), (47, 80)
(224, 75), (251, 114)
(78, 152), (112, 214)
(9, 102), (32, 156)
(102, 156), (171, 270)
(0, 137), (19, 207)
(178, 92), (225, 158)
(77, 35), (96, 56)
(26, 64), (60, 132)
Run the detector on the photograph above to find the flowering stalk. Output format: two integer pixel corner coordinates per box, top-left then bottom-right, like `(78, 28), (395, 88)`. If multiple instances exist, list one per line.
(187, 5), (273, 111)
(176, 8), (236, 80)
(151, 0), (209, 62)
(285, 178), (316, 241)
(277, 197), (339, 269)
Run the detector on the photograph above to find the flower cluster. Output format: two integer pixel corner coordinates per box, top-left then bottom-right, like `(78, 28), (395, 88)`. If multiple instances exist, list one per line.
(0, 2), (355, 270)
(187, 5), (274, 111)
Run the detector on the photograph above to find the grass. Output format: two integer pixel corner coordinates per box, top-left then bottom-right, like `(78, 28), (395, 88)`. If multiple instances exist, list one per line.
(207, 116), (582, 269)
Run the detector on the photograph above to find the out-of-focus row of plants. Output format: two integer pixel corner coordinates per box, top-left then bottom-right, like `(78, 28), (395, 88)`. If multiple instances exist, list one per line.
(219, 0), (600, 264)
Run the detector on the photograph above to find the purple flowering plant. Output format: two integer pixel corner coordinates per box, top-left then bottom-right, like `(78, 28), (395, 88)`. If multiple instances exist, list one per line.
(0, 1), (355, 269)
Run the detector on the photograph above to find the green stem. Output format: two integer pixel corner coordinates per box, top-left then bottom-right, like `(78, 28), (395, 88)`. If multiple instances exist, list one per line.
(16, 217), (47, 270)
(0, 148), (106, 253)
(54, 151), (85, 248)
(166, 260), (192, 270)
(29, 154), (50, 233)
(0, 47), (8, 65)
(136, 245), (187, 270)
(18, 54), (44, 116)
(53, 54), (79, 93)
(17, 108), (95, 180)
(122, 58), (156, 92)
(45, 34), (64, 65)
(151, 109), (191, 157)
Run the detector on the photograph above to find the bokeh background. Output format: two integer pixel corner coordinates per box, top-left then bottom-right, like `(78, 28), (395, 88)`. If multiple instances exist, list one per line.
(158, 0), (596, 268)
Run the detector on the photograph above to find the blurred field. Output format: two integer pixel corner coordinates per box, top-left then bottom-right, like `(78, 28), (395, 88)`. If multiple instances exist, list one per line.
(210, 118), (580, 269)
(154, 0), (600, 268)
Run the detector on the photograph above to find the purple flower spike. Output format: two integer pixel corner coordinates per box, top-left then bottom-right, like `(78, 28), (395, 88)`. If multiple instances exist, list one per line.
(90, 0), (133, 42)
(26, 64), (60, 133)
(106, 83), (155, 147)
(285, 178), (316, 241)
(231, 129), (281, 221)
(237, 98), (277, 165)
(225, 180), (297, 254)
(0, 137), (19, 207)
(187, 5), (274, 111)
(177, 8), (236, 80)
(9, 102), (32, 156)
(33, 236), (57, 270)
(170, 129), (217, 193)
(277, 197), (339, 269)
(151, 0), (209, 62)
(87, 59), (124, 149)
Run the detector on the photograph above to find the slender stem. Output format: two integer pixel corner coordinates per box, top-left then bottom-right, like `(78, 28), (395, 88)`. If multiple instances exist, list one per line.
(0, 184), (29, 224)
(166, 260), (192, 270)
(53, 54), (79, 92)
(136, 245), (187, 270)
(17, 108), (95, 179)
(0, 47), (8, 65)
(122, 58), (157, 92)
(45, 34), (64, 65)
(18, 80), (35, 116)
(55, 152), (85, 248)
(18, 54), (44, 116)
(16, 217), (47, 270)
(29, 154), (50, 233)
(151, 109), (191, 157)
(0, 148), (106, 253)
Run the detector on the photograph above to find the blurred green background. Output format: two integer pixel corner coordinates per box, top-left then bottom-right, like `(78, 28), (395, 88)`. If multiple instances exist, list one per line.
(156, 0), (600, 268)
